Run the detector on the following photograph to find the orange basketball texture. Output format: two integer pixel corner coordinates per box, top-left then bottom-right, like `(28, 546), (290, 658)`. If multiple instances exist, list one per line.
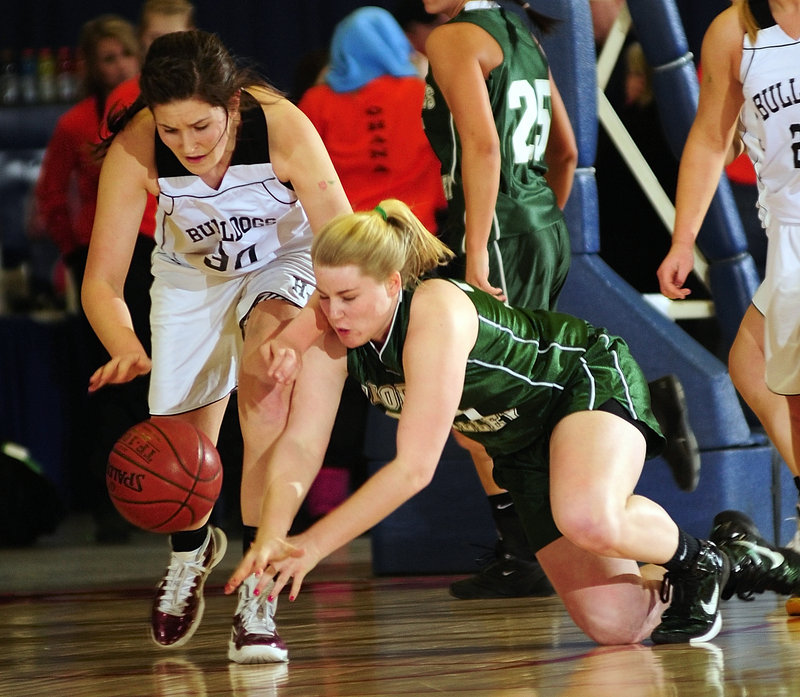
(106, 419), (222, 533)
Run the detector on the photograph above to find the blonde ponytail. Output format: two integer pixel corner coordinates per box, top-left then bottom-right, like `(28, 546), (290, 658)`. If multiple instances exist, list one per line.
(312, 199), (454, 288)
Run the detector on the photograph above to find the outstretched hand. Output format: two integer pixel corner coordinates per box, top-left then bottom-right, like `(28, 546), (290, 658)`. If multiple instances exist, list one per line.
(88, 353), (152, 392)
(225, 534), (321, 601)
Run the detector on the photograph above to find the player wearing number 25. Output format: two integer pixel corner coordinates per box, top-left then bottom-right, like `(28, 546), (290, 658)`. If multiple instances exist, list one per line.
(421, 0), (575, 308)
(420, 0), (577, 599)
(82, 30), (350, 661)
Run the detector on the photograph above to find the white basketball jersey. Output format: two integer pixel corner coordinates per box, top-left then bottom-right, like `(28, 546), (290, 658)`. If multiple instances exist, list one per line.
(740, 11), (800, 226)
(154, 94), (313, 277)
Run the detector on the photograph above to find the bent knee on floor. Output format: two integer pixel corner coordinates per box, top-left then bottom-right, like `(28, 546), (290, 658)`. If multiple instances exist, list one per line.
(571, 604), (656, 646)
(560, 575), (663, 646)
(585, 620), (652, 646)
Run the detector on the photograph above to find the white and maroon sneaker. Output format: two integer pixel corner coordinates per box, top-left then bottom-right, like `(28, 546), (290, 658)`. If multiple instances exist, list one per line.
(150, 526), (227, 648)
(228, 574), (289, 664)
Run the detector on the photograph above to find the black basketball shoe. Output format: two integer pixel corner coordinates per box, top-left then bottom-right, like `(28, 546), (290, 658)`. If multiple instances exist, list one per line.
(449, 542), (555, 599)
(648, 374), (701, 492)
(709, 509), (800, 600)
(651, 540), (729, 644)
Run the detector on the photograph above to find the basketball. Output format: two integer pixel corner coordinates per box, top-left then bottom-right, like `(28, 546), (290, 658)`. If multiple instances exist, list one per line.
(106, 418), (223, 533)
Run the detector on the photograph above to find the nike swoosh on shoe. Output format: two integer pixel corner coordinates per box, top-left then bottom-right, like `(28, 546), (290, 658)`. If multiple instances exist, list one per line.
(735, 540), (785, 569)
(699, 585), (720, 615)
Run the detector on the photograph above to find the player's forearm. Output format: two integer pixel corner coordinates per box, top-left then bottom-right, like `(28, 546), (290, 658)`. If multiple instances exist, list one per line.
(280, 293), (329, 353)
(298, 455), (436, 562)
(461, 144), (500, 256)
(672, 135), (727, 248)
(82, 279), (144, 358)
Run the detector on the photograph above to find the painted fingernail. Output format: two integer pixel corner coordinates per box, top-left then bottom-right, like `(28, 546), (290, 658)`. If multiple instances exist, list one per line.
(253, 588), (260, 596)
(268, 595), (274, 602)
(289, 595), (295, 602)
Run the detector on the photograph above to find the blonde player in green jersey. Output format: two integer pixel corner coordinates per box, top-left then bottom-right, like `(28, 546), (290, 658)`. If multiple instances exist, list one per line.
(226, 199), (800, 646)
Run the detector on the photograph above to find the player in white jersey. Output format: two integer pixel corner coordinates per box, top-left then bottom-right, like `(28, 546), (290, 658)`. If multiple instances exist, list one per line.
(83, 30), (351, 661)
(657, 0), (800, 616)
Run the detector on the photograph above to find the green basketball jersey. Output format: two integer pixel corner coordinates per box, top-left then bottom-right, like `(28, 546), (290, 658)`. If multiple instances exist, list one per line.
(422, 4), (565, 251)
(347, 280), (663, 460)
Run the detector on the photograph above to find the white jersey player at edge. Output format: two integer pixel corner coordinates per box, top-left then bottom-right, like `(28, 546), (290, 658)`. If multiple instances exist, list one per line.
(657, 0), (800, 617)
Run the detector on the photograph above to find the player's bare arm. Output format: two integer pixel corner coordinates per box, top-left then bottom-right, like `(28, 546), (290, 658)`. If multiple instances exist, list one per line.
(657, 7), (744, 299)
(83, 112), (156, 385)
(263, 97), (351, 233)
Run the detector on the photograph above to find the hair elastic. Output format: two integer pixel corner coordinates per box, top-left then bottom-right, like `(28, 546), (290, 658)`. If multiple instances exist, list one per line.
(374, 205), (388, 221)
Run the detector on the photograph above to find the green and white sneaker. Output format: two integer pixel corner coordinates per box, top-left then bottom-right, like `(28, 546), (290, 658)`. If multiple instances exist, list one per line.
(651, 541), (729, 645)
(709, 509), (800, 600)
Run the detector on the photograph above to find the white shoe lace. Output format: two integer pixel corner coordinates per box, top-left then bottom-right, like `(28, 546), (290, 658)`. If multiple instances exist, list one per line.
(239, 576), (278, 635)
(157, 550), (209, 616)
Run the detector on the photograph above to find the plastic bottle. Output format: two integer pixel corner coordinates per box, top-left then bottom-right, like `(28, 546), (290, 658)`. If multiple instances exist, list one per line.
(19, 48), (37, 104)
(37, 47), (56, 103)
(55, 46), (77, 103)
(0, 48), (19, 106)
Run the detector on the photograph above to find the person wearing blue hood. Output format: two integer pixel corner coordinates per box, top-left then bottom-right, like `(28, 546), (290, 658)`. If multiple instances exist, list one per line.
(296, 6), (447, 530)
(298, 6), (446, 233)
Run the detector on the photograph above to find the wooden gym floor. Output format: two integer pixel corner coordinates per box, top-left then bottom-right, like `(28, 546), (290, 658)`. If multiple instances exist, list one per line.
(2, 515), (800, 696)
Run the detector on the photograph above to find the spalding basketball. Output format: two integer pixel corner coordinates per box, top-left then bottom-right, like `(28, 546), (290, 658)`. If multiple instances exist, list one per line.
(106, 418), (223, 533)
